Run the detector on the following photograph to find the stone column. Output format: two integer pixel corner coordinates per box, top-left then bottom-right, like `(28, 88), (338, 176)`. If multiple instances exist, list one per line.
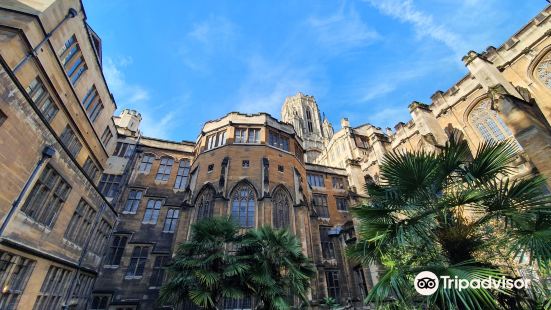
(489, 85), (551, 188)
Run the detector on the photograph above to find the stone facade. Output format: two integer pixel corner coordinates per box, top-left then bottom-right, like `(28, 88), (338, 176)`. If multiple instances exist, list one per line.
(1, 1), (550, 310)
(315, 5), (551, 193)
(92, 112), (369, 309)
(0, 0), (118, 309)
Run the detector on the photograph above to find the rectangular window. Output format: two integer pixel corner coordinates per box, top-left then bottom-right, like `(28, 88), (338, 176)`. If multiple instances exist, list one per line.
(156, 157), (174, 181)
(64, 199), (96, 247)
(126, 246), (149, 278)
(336, 197), (348, 212)
(89, 217), (112, 255)
(294, 143), (304, 163)
(57, 34), (77, 57)
(268, 131), (289, 151)
(105, 235), (128, 266)
(83, 156), (100, 182)
(307, 174), (325, 188)
(278, 165), (284, 172)
(163, 208), (180, 233)
(149, 256), (169, 287)
(33, 265), (72, 310)
(99, 174), (122, 198)
(90, 295), (111, 310)
(143, 199), (162, 224)
(247, 128), (260, 143)
(218, 130), (227, 146)
(26, 77), (59, 122)
(332, 177), (344, 189)
(235, 128), (246, 143)
(320, 227), (336, 259)
(113, 142), (135, 158)
(82, 86), (104, 122)
(0, 251), (35, 310)
(100, 127), (113, 146)
(123, 190), (143, 214)
(208, 164), (214, 172)
(174, 160), (190, 189)
(206, 130), (227, 150)
(71, 273), (95, 309)
(139, 154), (155, 173)
(325, 270), (341, 302)
(21, 165), (72, 227)
(313, 194), (329, 218)
(242, 160), (249, 168)
(60, 125), (82, 157)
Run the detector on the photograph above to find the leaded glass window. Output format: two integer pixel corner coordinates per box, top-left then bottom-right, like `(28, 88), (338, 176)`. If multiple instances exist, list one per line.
(196, 187), (214, 220)
(230, 183), (256, 228)
(272, 188), (290, 229)
(469, 99), (516, 144)
(536, 51), (551, 89)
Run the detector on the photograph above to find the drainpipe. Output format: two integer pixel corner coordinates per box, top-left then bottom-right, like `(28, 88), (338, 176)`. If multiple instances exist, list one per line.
(13, 8), (78, 74)
(0, 146), (55, 237)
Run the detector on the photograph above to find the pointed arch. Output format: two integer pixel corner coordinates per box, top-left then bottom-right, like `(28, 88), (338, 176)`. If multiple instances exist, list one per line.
(271, 185), (292, 229)
(229, 181), (257, 228)
(466, 97), (515, 143)
(194, 184), (215, 220)
(529, 46), (551, 90)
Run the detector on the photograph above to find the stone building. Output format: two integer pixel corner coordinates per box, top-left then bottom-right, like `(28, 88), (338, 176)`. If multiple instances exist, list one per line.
(91, 112), (370, 309)
(1, 1), (551, 310)
(0, 0), (118, 309)
(315, 5), (551, 194)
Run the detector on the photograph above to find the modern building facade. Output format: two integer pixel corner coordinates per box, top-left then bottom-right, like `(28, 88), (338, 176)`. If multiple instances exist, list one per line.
(0, 1), (550, 310)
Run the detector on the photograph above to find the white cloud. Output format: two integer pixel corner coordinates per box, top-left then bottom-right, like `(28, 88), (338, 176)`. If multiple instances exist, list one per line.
(366, 106), (411, 128)
(360, 83), (396, 102)
(103, 57), (150, 103)
(233, 55), (322, 116)
(139, 110), (177, 139)
(104, 57), (193, 139)
(363, 0), (466, 55)
(307, 4), (379, 52)
(179, 16), (237, 72)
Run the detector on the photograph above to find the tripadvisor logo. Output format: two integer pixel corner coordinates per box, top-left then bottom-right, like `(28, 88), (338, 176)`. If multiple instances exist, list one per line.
(414, 271), (530, 296)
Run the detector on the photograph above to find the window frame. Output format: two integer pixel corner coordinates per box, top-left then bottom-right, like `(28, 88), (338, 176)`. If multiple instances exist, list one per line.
(104, 235), (128, 267)
(123, 189), (143, 214)
(174, 159), (191, 189)
(138, 154), (155, 173)
(142, 199), (163, 224)
(125, 246), (149, 279)
(163, 208), (180, 233)
(156, 157), (174, 181)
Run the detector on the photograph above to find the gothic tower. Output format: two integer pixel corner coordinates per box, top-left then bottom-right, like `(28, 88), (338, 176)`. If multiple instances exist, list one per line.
(281, 92), (329, 162)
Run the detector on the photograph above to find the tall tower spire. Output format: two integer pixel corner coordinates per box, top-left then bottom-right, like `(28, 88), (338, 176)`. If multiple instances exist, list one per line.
(281, 92), (329, 162)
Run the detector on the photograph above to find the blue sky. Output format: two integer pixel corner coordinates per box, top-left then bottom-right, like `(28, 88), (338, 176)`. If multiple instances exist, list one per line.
(83, 0), (546, 141)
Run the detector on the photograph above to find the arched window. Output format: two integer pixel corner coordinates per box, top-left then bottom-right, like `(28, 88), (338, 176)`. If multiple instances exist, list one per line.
(535, 51), (551, 89)
(272, 188), (291, 229)
(230, 183), (256, 228)
(195, 187), (214, 220)
(469, 98), (514, 143)
(306, 107), (313, 133)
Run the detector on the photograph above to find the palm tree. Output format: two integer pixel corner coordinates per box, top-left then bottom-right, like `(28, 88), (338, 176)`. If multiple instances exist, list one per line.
(347, 133), (551, 309)
(159, 217), (249, 309)
(238, 226), (316, 310)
